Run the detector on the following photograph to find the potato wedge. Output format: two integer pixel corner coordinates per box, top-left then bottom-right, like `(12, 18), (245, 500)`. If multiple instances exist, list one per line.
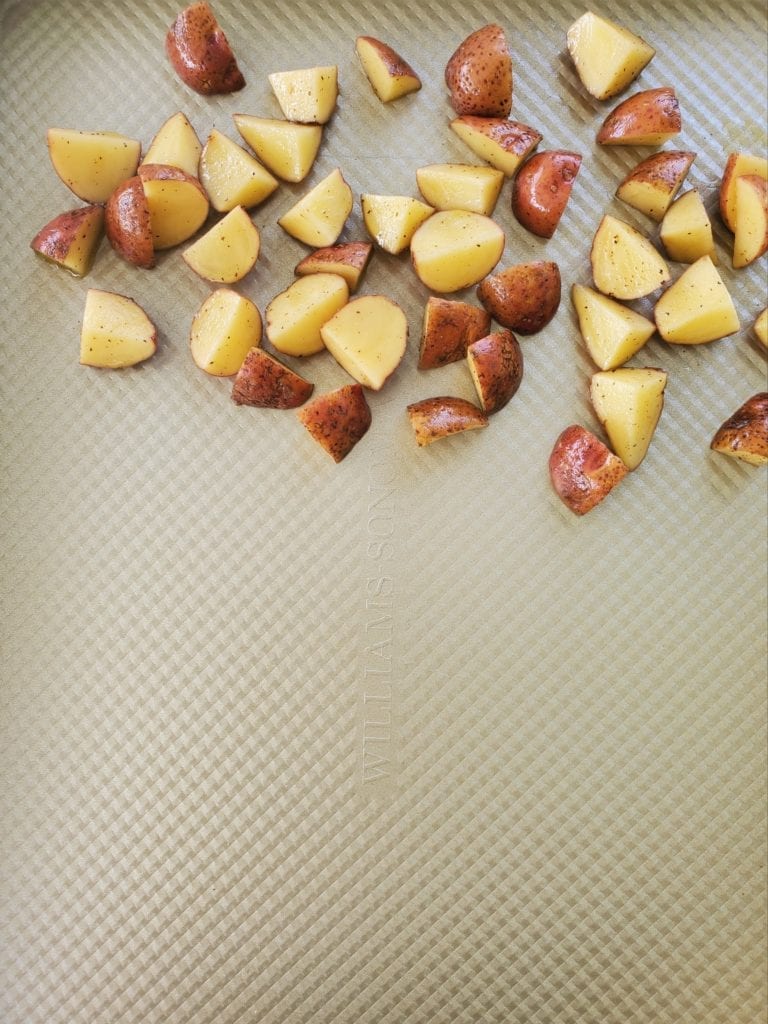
(265, 273), (349, 357)
(590, 367), (668, 470)
(511, 151), (581, 238)
(361, 194), (434, 254)
(450, 117), (541, 177)
(278, 168), (353, 247)
(410, 210), (504, 293)
(105, 175), (155, 269)
(710, 393), (768, 465)
(477, 261), (561, 335)
(355, 36), (421, 102)
(566, 12), (655, 101)
(165, 1), (244, 94)
(549, 424), (628, 515)
(231, 347), (313, 409)
(297, 383), (372, 462)
(407, 396), (488, 446)
(418, 297), (491, 369)
(199, 129), (279, 212)
(182, 205), (259, 283)
(47, 128), (141, 204)
(232, 115), (322, 183)
(445, 24), (512, 117)
(295, 242), (373, 292)
(754, 308), (768, 348)
(467, 330), (523, 413)
(138, 164), (209, 250)
(654, 255), (739, 344)
(269, 66), (338, 124)
(320, 295), (408, 390)
(590, 215), (670, 300)
(719, 152), (768, 232)
(31, 205), (104, 277)
(659, 190), (717, 264)
(190, 288), (261, 376)
(416, 163), (504, 216)
(732, 174), (768, 268)
(616, 150), (695, 222)
(571, 283), (655, 370)
(142, 112), (202, 176)
(80, 289), (157, 369)
(597, 87), (681, 146)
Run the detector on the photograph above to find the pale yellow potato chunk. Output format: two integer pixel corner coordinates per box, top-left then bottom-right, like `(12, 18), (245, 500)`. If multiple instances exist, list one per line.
(566, 12), (655, 101)
(659, 190), (717, 264)
(450, 117), (541, 177)
(80, 288), (156, 369)
(654, 256), (739, 344)
(268, 66), (338, 124)
(142, 112), (201, 177)
(266, 273), (349, 357)
(590, 367), (667, 470)
(754, 308), (768, 347)
(138, 165), (209, 250)
(31, 205), (104, 277)
(199, 129), (279, 212)
(278, 168), (353, 247)
(732, 174), (768, 268)
(190, 288), (262, 376)
(355, 36), (421, 102)
(416, 163), (504, 215)
(361, 194), (434, 254)
(47, 128), (141, 203)
(182, 206), (260, 283)
(410, 210), (505, 293)
(590, 214), (670, 300)
(719, 152), (768, 232)
(320, 295), (408, 390)
(571, 283), (655, 370)
(233, 115), (322, 183)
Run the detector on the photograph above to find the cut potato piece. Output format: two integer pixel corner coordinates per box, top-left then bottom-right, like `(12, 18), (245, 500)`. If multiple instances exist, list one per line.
(182, 206), (259, 283)
(294, 242), (372, 292)
(571, 283), (655, 370)
(754, 308), (768, 348)
(190, 288), (262, 376)
(361, 194), (434, 254)
(597, 87), (681, 146)
(31, 205), (104, 277)
(477, 261), (561, 335)
(590, 215), (670, 300)
(320, 295), (408, 390)
(467, 330), (523, 413)
(511, 150), (582, 238)
(659, 190), (717, 264)
(232, 115), (322, 183)
(297, 384), (372, 462)
(590, 367), (668, 470)
(266, 273), (349, 357)
(549, 424), (629, 515)
(416, 163), (504, 215)
(231, 347), (313, 409)
(450, 117), (541, 176)
(199, 129), (279, 212)
(355, 36), (421, 102)
(732, 174), (768, 268)
(278, 168), (353, 247)
(142, 112), (201, 177)
(654, 255), (739, 344)
(268, 65), (338, 124)
(419, 297), (491, 369)
(105, 175), (154, 268)
(710, 393), (768, 465)
(410, 210), (504, 293)
(616, 150), (695, 222)
(444, 24), (512, 118)
(138, 164), (209, 250)
(407, 396), (488, 446)
(566, 11), (655, 101)
(47, 128), (141, 204)
(165, 1), (244, 94)
(719, 152), (768, 232)
(80, 288), (157, 369)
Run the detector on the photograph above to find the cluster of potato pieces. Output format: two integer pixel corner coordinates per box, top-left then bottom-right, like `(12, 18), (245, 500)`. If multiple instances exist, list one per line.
(29, 2), (768, 510)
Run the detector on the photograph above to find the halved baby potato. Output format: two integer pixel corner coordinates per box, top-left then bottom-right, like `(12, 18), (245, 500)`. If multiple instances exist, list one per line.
(615, 150), (695, 222)
(410, 210), (504, 293)
(47, 128), (141, 203)
(511, 150), (581, 238)
(321, 295), (408, 390)
(355, 36), (421, 102)
(268, 65), (338, 124)
(590, 214), (670, 300)
(566, 11), (655, 101)
(444, 24), (512, 118)
(549, 424), (629, 515)
(597, 87), (681, 146)
(233, 115), (323, 183)
(710, 393), (768, 465)
(415, 163), (504, 216)
(477, 261), (561, 335)
(418, 297), (491, 369)
(165, 0), (244, 94)
(182, 205), (260, 283)
(654, 255), (739, 344)
(142, 112), (201, 177)
(80, 288), (157, 369)
(297, 383), (372, 462)
(105, 175), (155, 268)
(361, 194), (434, 254)
(406, 396), (489, 446)
(294, 241), (373, 292)
(467, 329), (523, 413)
(571, 283), (655, 370)
(31, 205), (104, 277)
(278, 168), (353, 247)
(199, 129), (279, 212)
(265, 273), (349, 357)
(189, 288), (262, 376)
(450, 117), (541, 177)
(231, 347), (313, 409)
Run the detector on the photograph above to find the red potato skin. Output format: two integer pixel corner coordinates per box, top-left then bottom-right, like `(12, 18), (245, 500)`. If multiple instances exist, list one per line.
(597, 87), (681, 144)
(165, 1), (245, 95)
(30, 205), (104, 268)
(466, 329), (523, 413)
(710, 392), (768, 463)
(444, 24), (512, 117)
(477, 261), (561, 335)
(451, 117), (542, 160)
(231, 347), (314, 409)
(406, 396), (489, 445)
(419, 297), (491, 369)
(105, 176), (154, 268)
(511, 151), (582, 238)
(357, 36), (420, 81)
(549, 424), (629, 515)
(297, 383), (372, 462)
(294, 242), (373, 288)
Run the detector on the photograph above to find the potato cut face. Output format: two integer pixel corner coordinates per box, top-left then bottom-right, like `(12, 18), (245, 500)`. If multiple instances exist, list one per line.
(416, 163), (504, 215)
(47, 129), (141, 203)
(615, 151), (695, 222)
(719, 152), (768, 232)
(450, 117), (541, 176)
(320, 295), (408, 390)
(189, 288), (262, 376)
(571, 283), (655, 370)
(199, 129), (279, 212)
(659, 190), (717, 264)
(732, 174), (768, 268)
(654, 256), (739, 344)
(410, 210), (505, 293)
(182, 205), (260, 283)
(139, 168), (210, 249)
(268, 66), (338, 124)
(566, 12), (655, 100)
(590, 367), (667, 470)
(755, 309), (768, 348)
(31, 205), (104, 277)
(361, 194), (434, 253)
(355, 36), (421, 102)
(266, 273), (349, 357)
(591, 215), (670, 300)
(142, 112), (202, 177)
(278, 169), (353, 247)
(80, 288), (156, 369)
(233, 115), (322, 183)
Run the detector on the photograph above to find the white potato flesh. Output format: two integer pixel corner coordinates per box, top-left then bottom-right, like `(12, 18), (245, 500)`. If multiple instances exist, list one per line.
(278, 168), (353, 247)
(590, 367), (667, 470)
(268, 66), (338, 124)
(410, 210), (505, 293)
(142, 112), (201, 177)
(80, 288), (156, 369)
(182, 206), (260, 283)
(190, 288), (262, 376)
(361, 194), (434, 253)
(266, 273), (349, 357)
(566, 12), (655, 101)
(571, 283), (655, 370)
(654, 256), (739, 344)
(416, 163), (504, 215)
(233, 115), (322, 183)
(47, 129), (141, 203)
(591, 215), (670, 300)
(659, 190), (717, 264)
(199, 129), (279, 212)
(320, 295), (408, 390)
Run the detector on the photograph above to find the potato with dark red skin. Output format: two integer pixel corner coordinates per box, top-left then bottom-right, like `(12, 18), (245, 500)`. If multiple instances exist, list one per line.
(477, 261), (561, 335)
(444, 24), (512, 117)
(418, 297), (491, 369)
(30, 205), (104, 277)
(105, 176), (155, 268)
(165, 1), (245, 95)
(549, 425), (629, 515)
(511, 151), (582, 238)
(597, 87), (681, 145)
(710, 393), (768, 465)
(467, 330), (523, 413)
(294, 242), (373, 293)
(406, 396), (488, 446)
(297, 384), (372, 463)
(232, 348), (314, 410)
